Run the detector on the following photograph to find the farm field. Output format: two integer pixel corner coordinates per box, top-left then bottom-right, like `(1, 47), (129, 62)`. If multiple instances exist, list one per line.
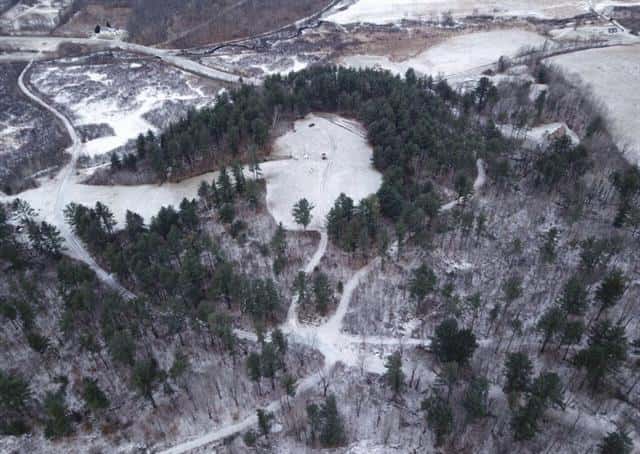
(325, 0), (640, 23)
(548, 44), (640, 164)
(342, 28), (548, 78)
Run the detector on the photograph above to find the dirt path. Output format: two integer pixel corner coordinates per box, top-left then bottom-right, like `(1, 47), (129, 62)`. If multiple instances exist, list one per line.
(440, 158), (486, 212)
(160, 233), (429, 453)
(0, 36), (258, 84)
(17, 61), (135, 299)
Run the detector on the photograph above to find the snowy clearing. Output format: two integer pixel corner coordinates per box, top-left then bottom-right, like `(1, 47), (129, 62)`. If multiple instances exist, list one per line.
(262, 114), (383, 230)
(341, 29), (548, 79)
(5, 169), (216, 228)
(547, 44), (640, 164)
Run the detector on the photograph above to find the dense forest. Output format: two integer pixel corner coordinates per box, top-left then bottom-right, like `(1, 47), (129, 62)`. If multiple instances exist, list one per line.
(125, 66), (512, 246)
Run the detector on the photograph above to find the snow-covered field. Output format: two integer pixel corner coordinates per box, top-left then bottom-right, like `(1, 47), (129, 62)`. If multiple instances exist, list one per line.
(547, 44), (640, 164)
(325, 0), (640, 23)
(342, 29), (548, 78)
(29, 53), (215, 159)
(549, 23), (640, 44)
(0, 0), (70, 33)
(8, 168), (215, 227)
(262, 114), (383, 230)
(5, 113), (381, 237)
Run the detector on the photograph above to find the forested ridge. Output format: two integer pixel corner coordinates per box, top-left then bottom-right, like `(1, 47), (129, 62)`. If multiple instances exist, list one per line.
(127, 66), (511, 241)
(3, 63), (640, 451)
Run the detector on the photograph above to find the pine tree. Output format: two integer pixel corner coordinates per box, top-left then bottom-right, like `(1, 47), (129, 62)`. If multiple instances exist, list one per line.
(197, 181), (210, 207)
(293, 271), (309, 306)
(43, 390), (73, 439)
(422, 393), (453, 447)
(132, 357), (162, 408)
(319, 394), (346, 447)
(125, 210), (145, 241)
(292, 198), (314, 230)
(595, 268), (626, 320)
(463, 376), (489, 422)
(574, 320), (628, 391)
(110, 152), (121, 169)
(599, 430), (633, 454)
(232, 163), (246, 194)
(503, 352), (533, 395)
(306, 403), (321, 444)
(536, 305), (566, 353)
(247, 352), (262, 393)
(409, 264), (437, 302)
(257, 408), (273, 437)
(383, 351), (405, 397)
(539, 227), (559, 263)
(431, 318), (477, 365)
(559, 275), (588, 316)
(81, 377), (110, 411)
(313, 271), (332, 315)
(217, 167), (234, 203)
(511, 372), (564, 441)
(271, 222), (287, 275)
(0, 370), (30, 414)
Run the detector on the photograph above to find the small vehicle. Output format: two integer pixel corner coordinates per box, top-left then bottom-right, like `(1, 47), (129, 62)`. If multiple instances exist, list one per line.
(321, 152), (327, 160)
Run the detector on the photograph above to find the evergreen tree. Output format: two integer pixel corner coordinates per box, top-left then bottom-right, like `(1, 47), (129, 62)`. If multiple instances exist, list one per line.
(540, 228), (559, 263)
(463, 376), (489, 422)
(313, 271), (332, 315)
(271, 222), (288, 275)
(0, 370), (30, 414)
(306, 402), (321, 444)
(247, 352), (262, 393)
(257, 408), (273, 437)
(560, 275), (588, 316)
(110, 152), (120, 169)
(293, 271), (310, 306)
(81, 377), (110, 411)
(599, 430), (633, 454)
(409, 264), (437, 302)
(292, 198), (314, 230)
(132, 357), (162, 408)
(503, 352), (533, 395)
(574, 320), (628, 391)
(536, 305), (566, 353)
(232, 163), (246, 194)
(43, 390), (73, 439)
(511, 372), (564, 441)
(383, 351), (405, 397)
(594, 268), (626, 320)
(422, 393), (453, 447)
(217, 167), (234, 203)
(431, 318), (477, 365)
(125, 210), (145, 241)
(319, 394), (346, 447)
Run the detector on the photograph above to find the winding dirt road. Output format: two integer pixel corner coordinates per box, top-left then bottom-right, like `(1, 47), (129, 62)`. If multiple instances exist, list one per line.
(17, 61), (136, 299)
